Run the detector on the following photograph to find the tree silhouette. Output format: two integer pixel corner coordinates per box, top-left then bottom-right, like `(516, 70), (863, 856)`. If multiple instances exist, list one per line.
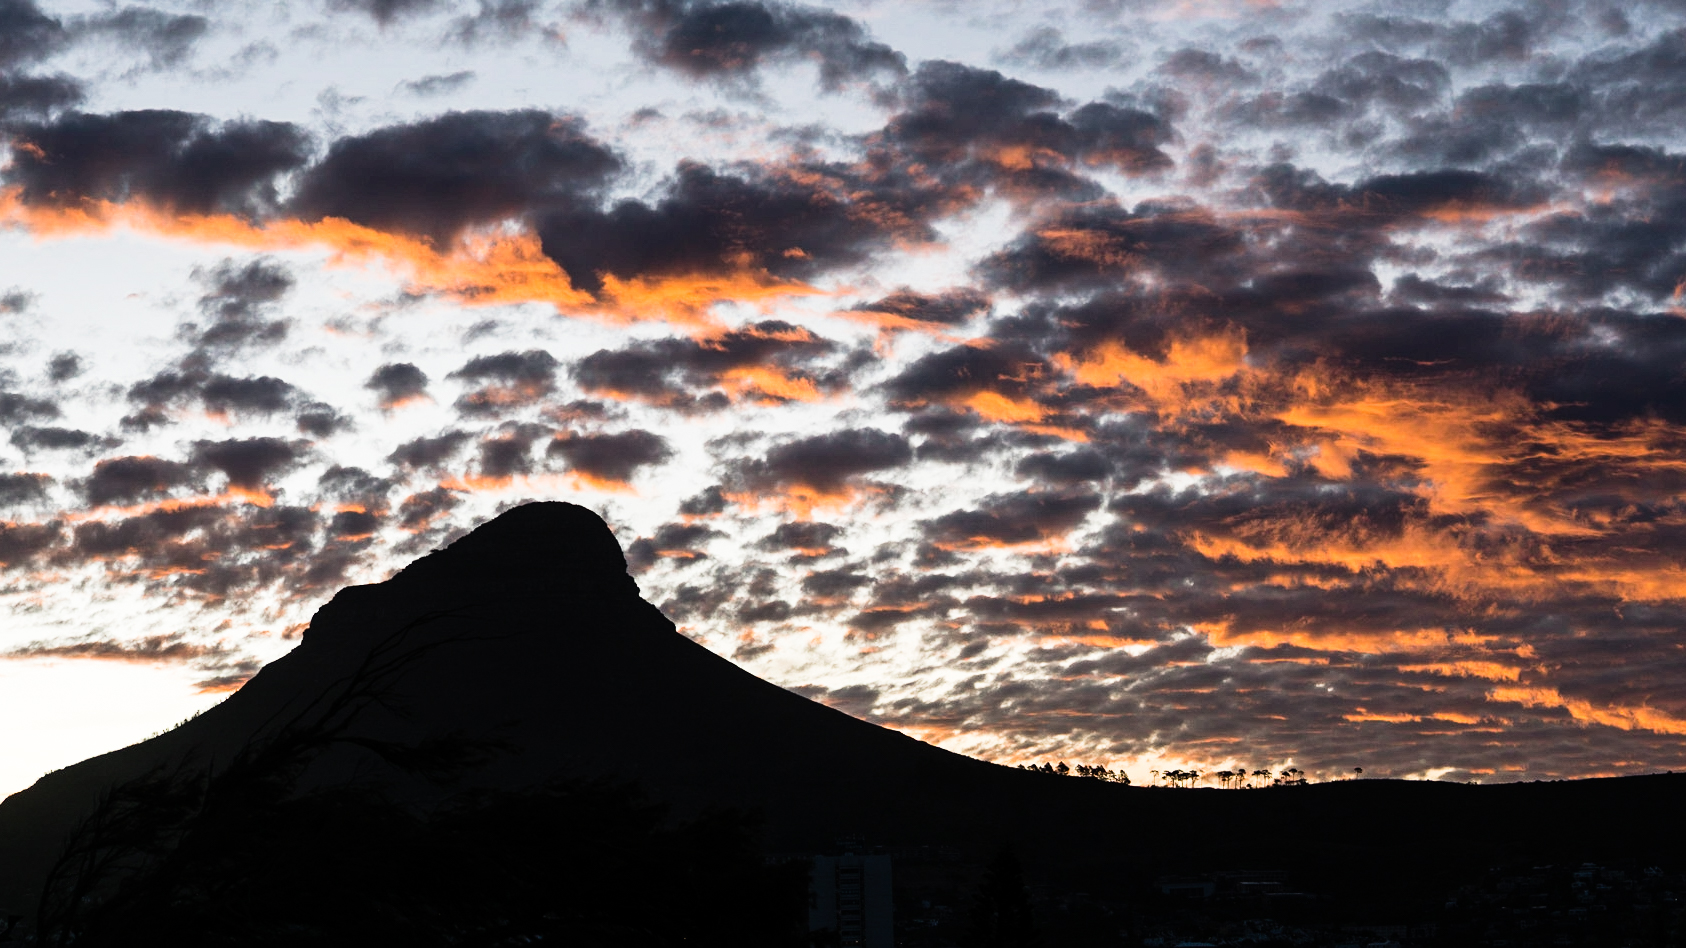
(963, 845), (1038, 948)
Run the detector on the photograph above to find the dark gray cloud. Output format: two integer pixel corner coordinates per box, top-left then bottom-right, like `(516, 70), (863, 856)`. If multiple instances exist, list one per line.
(202, 375), (296, 416)
(0, 0), (66, 70)
(80, 455), (196, 507)
(999, 26), (1124, 71)
(0, 72), (82, 121)
(366, 362), (430, 409)
(598, 0), (905, 88)
(849, 288), (989, 327)
(448, 349), (559, 415)
(626, 520), (723, 572)
(0, 391), (60, 425)
(449, 0), (546, 45)
(546, 429), (673, 483)
(46, 352), (83, 382)
(326, 0), (444, 25)
(538, 161), (931, 294)
(398, 70), (476, 96)
(73, 7), (209, 69)
(295, 402), (352, 439)
(727, 428), (912, 496)
(921, 489), (1101, 550)
(9, 425), (104, 453)
(5, 110), (311, 217)
(189, 437), (306, 492)
(397, 486), (460, 531)
(125, 368), (303, 426)
(184, 258), (292, 355)
(978, 198), (1242, 293)
(0, 288), (35, 314)
(757, 520), (842, 556)
(0, 471), (51, 507)
(388, 431), (471, 470)
(572, 321), (832, 407)
(473, 425), (547, 481)
(874, 61), (1173, 198)
(290, 110), (620, 245)
(0, 519), (60, 568)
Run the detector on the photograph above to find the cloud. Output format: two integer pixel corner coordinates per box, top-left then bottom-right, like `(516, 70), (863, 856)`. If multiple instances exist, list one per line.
(184, 258), (292, 354)
(625, 520), (723, 571)
(998, 26), (1124, 71)
(0, 72), (82, 121)
(189, 438), (306, 494)
(9, 425), (104, 453)
(978, 199), (1241, 293)
(0, 518), (59, 568)
(546, 429), (673, 484)
(449, 349), (559, 415)
(398, 70), (477, 96)
(0, 391), (60, 425)
(58, 501), (328, 599)
(201, 375), (296, 416)
(6, 0), (1686, 782)
(396, 486), (460, 531)
(725, 427), (912, 509)
(366, 362), (431, 409)
(295, 402), (352, 439)
(326, 0), (444, 25)
(537, 161), (927, 294)
(6, 633), (229, 663)
(471, 425), (547, 483)
(72, 7), (210, 70)
(756, 520), (842, 557)
(0, 288), (35, 313)
(79, 456), (196, 507)
(921, 488), (1101, 550)
(0, 471), (51, 507)
(388, 431), (473, 471)
(5, 110), (312, 218)
(449, 1), (548, 45)
(847, 288), (989, 330)
(571, 320), (833, 407)
(0, 0), (67, 70)
(46, 352), (83, 382)
(598, 0), (905, 88)
(290, 110), (620, 246)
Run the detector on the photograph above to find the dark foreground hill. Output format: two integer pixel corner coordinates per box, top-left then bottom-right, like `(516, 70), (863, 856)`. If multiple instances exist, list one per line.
(2, 502), (1683, 939)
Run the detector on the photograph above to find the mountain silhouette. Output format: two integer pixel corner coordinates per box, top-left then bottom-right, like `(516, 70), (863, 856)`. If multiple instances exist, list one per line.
(3, 501), (1685, 929)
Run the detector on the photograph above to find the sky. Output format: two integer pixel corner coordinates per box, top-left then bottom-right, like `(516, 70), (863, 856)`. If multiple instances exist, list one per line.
(2, 0), (1685, 796)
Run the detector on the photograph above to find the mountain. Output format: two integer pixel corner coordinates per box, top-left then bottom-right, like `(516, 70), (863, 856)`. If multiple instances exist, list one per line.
(0, 502), (1019, 918)
(2, 501), (1684, 930)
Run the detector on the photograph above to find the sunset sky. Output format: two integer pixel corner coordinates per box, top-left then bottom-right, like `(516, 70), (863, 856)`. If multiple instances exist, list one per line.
(3, 0), (1686, 796)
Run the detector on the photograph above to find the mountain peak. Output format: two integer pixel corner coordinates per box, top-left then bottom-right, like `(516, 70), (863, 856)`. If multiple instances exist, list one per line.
(394, 501), (636, 595)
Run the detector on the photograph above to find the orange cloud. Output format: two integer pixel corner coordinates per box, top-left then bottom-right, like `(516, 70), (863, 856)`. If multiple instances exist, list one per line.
(1488, 686), (1686, 736)
(0, 189), (830, 326)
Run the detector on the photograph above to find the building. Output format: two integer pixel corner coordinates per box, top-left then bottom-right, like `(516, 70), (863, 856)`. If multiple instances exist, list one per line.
(810, 852), (893, 948)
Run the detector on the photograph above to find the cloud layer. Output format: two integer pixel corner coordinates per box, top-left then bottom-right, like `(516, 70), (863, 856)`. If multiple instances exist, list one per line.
(2, 0), (1686, 786)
